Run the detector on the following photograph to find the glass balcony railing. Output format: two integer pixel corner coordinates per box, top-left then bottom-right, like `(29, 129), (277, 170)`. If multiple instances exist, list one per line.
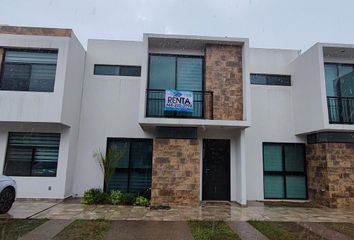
(145, 89), (213, 119)
(327, 96), (354, 124)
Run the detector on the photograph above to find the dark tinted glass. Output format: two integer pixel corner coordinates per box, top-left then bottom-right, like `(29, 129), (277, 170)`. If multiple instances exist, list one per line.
(250, 74), (267, 85)
(251, 74), (291, 86)
(107, 138), (152, 196)
(0, 50), (58, 92)
(94, 65), (141, 76)
(284, 144), (305, 172)
(120, 66), (141, 76)
(4, 132), (60, 177)
(148, 56), (176, 89)
(94, 65), (120, 75)
(263, 143), (307, 199)
(1, 64), (31, 91)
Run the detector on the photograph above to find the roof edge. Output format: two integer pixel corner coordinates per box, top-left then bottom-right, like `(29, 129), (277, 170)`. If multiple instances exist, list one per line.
(0, 25), (72, 37)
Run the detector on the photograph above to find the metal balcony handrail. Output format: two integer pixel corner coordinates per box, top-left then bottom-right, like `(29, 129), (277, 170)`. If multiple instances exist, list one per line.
(145, 89), (213, 119)
(327, 96), (354, 124)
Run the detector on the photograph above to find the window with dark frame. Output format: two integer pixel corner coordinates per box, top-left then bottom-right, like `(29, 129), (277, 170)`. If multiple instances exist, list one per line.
(324, 63), (354, 124)
(94, 65), (141, 76)
(251, 74), (291, 86)
(148, 54), (203, 91)
(0, 49), (58, 92)
(263, 143), (307, 199)
(106, 138), (152, 197)
(3, 132), (61, 177)
(146, 54), (205, 118)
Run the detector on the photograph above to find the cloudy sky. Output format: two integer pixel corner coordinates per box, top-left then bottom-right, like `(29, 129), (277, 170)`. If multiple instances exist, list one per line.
(1, 0), (353, 51)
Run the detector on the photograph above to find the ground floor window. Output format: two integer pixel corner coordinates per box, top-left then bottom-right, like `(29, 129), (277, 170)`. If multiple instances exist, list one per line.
(107, 138), (152, 197)
(3, 132), (60, 177)
(263, 143), (307, 199)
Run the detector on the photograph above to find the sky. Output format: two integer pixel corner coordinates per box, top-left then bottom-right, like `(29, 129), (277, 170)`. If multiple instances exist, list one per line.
(1, 0), (354, 51)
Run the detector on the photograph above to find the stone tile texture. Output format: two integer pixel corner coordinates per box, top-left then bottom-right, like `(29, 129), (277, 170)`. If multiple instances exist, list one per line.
(205, 44), (243, 120)
(307, 143), (354, 209)
(151, 139), (200, 207)
(6, 201), (354, 223)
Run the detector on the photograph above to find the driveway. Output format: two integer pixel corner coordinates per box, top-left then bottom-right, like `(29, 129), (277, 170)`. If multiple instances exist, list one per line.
(0, 200), (60, 219)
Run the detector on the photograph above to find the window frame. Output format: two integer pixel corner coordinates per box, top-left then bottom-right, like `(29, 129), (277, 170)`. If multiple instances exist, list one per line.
(324, 62), (354, 97)
(0, 48), (59, 92)
(93, 64), (141, 77)
(250, 73), (291, 86)
(106, 138), (153, 195)
(3, 132), (61, 177)
(147, 53), (205, 91)
(262, 142), (308, 200)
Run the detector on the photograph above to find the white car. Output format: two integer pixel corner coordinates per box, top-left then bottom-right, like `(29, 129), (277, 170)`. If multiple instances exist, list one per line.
(0, 175), (16, 214)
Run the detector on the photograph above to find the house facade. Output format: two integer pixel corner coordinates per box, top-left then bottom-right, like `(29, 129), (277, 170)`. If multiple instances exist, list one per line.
(0, 26), (353, 208)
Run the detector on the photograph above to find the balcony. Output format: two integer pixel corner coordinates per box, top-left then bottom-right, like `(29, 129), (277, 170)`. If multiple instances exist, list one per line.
(146, 89), (213, 119)
(327, 96), (354, 124)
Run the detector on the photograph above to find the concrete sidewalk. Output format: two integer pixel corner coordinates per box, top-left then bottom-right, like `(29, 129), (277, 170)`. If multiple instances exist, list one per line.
(228, 221), (268, 240)
(19, 219), (73, 240)
(1, 200), (354, 223)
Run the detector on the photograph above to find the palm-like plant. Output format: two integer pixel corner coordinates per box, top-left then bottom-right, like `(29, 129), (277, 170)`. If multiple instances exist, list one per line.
(94, 145), (125, 193)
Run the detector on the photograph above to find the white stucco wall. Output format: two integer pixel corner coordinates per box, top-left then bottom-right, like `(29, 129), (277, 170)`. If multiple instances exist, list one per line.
(72, 39), (153, 196)
(0, 123), (70, 198)
(61, 34), (86, 197)
(0, 34), (70, 124)
(0, 33), (86, 199)
(290, 44), (328, 135)
(246, 48), (305, 201)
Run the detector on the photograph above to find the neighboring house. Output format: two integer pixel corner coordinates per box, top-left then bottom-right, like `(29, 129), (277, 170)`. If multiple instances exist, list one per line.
(0, 26), (353, 209)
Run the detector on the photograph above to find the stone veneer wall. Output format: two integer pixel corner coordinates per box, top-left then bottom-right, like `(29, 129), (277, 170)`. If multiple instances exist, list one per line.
(205, 44), (243, 120)
(307, 143), (354, 208)
(151, 138), (200, 207)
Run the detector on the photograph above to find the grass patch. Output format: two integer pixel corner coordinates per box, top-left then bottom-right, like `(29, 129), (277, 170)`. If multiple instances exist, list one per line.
(187, 220), (240, 240)
(54, 220), (110, 240)
(0, 219), (48, 240)
(248, 221), (322, 240)
(321, 222), (354, 238)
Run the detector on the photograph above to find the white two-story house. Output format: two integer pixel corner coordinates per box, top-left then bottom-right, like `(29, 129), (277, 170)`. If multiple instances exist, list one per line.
(0, 26), (352, 208)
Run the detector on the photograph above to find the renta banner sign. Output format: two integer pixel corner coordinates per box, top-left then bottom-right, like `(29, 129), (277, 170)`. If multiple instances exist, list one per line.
(164, 89), (193, 112)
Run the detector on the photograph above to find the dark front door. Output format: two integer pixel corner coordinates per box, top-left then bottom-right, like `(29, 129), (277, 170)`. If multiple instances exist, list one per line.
(202, 139), (230, 201)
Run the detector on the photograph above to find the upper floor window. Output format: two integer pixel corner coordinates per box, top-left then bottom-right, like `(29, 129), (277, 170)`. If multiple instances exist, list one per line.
(94, 65), (141, 77)
(325, 63), (354, 124)
(148, 54), (203, 91)
(251, 74), (291, 86)
(0, 49), (58, 92)
(324, 63), (354, 97)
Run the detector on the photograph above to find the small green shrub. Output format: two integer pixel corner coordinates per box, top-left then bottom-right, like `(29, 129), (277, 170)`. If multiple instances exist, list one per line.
(120, 193), (136, 205)
(110, 190), (123, 205)
(134, 196), (149, 207)
(81, 188), (111, 204)
(137, 188), (151, 200)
